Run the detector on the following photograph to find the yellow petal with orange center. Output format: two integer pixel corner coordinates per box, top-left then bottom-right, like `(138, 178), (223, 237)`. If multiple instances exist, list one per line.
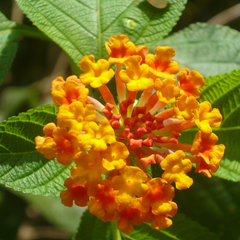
(155, 78), (180, 103)
(174, 93), (199, 120)
(79, 55), (115, 88)
(161, 150), (193, 190)
(120, 55), (154, 91)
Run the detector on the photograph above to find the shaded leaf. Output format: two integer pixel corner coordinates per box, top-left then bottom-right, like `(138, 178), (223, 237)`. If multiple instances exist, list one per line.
(0, 104), (71, 197)
(156, 23), (240, 77)
(73, 209), (111, 240)
(174, 172), (240, 240)
(0, 12), (18, 85)
(0, 10), (50, 86)
(123, 213), (218, 240)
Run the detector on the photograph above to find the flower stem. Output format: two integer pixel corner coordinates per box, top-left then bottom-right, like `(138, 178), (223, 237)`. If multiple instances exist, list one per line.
(111, 221), (122, 240)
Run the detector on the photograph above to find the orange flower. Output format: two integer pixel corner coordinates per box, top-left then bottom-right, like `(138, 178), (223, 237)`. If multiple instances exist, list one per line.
(117, 202), (145, 234)
(35, 34), (226, 234)
(71, 150), (108, 185)
(161, 150), (193, 190)
(191, 131), (225, 177)
(105, 34), (136, 64)
(79, 55), (115, 88)
(87, 180), (118, 222)
(145, 46), (179, 79)
(141, 178), (177, 216)
(177, 68), (204, 98)
(52, 75), (89, 105)
(112, 166), (149, 198)
(60, 178), (89, 207)
(35, 123), (79, 165)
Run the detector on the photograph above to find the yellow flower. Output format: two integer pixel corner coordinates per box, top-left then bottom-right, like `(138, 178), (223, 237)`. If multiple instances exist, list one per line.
(57, 101), (96, 130)
(71, 150), (108, 185)
(160, 150), (193, 190)
(155, 78), (180, 103)
(79, 55), (115, 88)
(194, 101), (222, 134)
(174, 93), (199, 120)
(78, 119), (116, 151)
(119, 55), (154, 91)
(101, 142), (129, 171)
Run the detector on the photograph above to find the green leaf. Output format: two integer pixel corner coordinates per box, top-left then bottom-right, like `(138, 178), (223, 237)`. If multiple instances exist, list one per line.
(73, 209), (112, 240)
(174, 173), (240, 240)
(123, 213), (218, 240)
(156, 23), (240, 77)
(0, 11), (50, 86)
(0, 104), (71, 197)
(16, 0), (187, 66)
(0, 12), (18, 85)
(179, 70), (240, 181)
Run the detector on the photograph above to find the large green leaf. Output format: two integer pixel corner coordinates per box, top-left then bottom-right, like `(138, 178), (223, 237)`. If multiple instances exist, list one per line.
(0, 11), (49, 86)
(73, 210), (112, 240)
(74, 210), (217, 240)
(180, 69), (240, 181)
(125, 214), (218, 240)
(0, 104), (71, 197)
(156, 23), (240, 77)
(174, 172), (240, 240)
(16, 0), (187, 66)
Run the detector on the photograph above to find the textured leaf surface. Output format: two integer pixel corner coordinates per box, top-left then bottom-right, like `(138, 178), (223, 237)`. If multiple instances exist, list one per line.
(16, 0), (187, 66)
(156, 23), (240, 77)
(73, 209), (111, 240)
(0, 104), (71, 197)
(123, 214), (217, 240)
(180, 70), (240, 181)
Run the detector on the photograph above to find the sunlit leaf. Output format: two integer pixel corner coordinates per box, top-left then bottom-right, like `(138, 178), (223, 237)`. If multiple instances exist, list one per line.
(16, 0), (187, 66)
(0, 104), (71, 197)
(156, 23), (240, 77)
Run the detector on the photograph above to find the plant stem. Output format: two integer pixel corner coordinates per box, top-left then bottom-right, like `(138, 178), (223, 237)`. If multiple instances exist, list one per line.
(111, 221), (122, 240)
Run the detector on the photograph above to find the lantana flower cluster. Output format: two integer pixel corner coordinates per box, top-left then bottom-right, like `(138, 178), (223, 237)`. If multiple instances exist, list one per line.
(35, 34), (225, 234)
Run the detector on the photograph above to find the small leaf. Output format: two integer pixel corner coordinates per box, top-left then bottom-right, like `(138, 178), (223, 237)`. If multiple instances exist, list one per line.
(180, 70), (240, 181)
(123, 213), (218, 240)
(73, 209), (111, 240)
(16, 0), (187, 66)
(156, 23), (240, 77)
(0, 104), (71, 197)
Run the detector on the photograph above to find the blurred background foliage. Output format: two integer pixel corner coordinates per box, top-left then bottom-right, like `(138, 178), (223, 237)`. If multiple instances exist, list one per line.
(0, 0), (240, 239)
